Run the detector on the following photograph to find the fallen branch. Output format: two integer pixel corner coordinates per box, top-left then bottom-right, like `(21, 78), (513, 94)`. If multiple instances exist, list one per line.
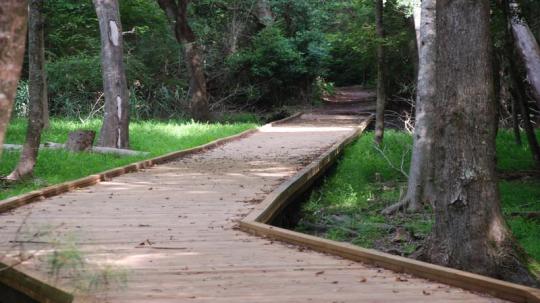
(3, 142), (149, 157)
(509, 211), (540, 220)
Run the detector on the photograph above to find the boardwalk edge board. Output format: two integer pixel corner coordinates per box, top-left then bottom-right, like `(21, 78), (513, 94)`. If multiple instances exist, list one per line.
(0, 257), (73, 303)
(238, 116), (540, 303)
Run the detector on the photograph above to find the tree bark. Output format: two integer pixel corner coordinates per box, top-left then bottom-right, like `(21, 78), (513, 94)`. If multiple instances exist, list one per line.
(383, 0), (436, 215)
(255, 0), (274, 27)
(511, 96), (522, 146)
(425, 0), (537, 286)
(0, 1), (28, 160)
(502, 0), (540, 166)
(94, 0), (130, 148)
(157, 0), (210, 121)
(6, 0), (47, 181)
(65, 130), (96, 152)
(508, 0), (540, 111)
(374, 0), (386, 145)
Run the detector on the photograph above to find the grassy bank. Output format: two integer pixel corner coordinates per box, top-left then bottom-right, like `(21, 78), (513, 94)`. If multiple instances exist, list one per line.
(1, 118), (257, 200)
(296, 130), (540, 275)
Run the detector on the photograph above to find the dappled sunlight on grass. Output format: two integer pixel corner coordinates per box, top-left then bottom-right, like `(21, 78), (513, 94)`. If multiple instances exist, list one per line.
(296, 129), (540, 267)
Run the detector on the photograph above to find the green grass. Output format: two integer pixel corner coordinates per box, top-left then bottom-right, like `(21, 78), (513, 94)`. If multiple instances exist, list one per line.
(1, 118), (257, 200)
(296, 129), (540, 274)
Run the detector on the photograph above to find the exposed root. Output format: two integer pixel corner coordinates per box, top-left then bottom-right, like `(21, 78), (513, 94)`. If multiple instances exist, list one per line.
(381, 199), (409, 215)
(382, 189), (423, 215)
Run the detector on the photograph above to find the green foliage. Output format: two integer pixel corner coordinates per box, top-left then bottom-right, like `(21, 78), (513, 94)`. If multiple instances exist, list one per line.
(323, 0), (416, 88)
(30, 0), (422, 116)
(13, 80), (29, 117)
(297, 130), (540, 267)
(1, 118), (257, 201)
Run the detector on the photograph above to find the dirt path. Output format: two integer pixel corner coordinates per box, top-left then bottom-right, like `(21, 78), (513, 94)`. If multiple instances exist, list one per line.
(0, 114), (504, 302)
(319, 86), (376, 115)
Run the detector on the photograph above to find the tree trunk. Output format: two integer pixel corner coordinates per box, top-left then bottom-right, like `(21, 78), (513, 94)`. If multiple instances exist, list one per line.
(157, 0), (210, 121)
(383, 0), (436, 215)
(0, 1), (28, 160)
(374, 0), (386, 145)
(425, 0), (537, 286)
(184, 42), (210, 121)
(518, 92), (540, 167)
(6, 0), (47, 181)
(65, 130), (96, 152)
(508, 0), (540, 111)
(502, 0), (540, 166)
(255, 0), (274, 27)
(511, 96), (522, 146)
(94, 0), (130, 148)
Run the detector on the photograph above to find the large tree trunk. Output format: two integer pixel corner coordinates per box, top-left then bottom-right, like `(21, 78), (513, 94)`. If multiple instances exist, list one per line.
(425, 0), (536, 286)
(383, 0), (436, 215)
(374, 0), (387, 145)
(6, 0), (47, 181)
(94, 0), (130, 148)
(157, 0), (210, 121)
(508, 0), (540, 111)
(0, 1), (28, 160)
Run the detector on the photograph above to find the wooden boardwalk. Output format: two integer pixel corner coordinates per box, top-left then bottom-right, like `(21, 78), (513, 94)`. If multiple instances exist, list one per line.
(0, 114), (506, 302)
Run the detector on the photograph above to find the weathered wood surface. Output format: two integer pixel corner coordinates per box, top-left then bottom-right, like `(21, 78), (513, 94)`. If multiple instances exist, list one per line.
(0, 114), (509, 302)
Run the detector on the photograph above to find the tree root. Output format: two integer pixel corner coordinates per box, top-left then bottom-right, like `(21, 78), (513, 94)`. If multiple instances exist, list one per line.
(382, 192), (423, 215)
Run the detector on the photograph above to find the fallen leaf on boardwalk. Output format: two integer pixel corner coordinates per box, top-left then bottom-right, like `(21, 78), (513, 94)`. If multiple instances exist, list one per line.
(358, 277), (367, 283)
(315, 271), (325, 276)
(423, 290), (431, 295)
(396, 276), (408, 282)
(331, 281), (339, 284)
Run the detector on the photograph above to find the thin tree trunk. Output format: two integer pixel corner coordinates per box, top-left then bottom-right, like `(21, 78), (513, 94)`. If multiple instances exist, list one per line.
(508, 0), (540, 111)
(383, 0), (436, 215)
(6, 0), (47, 181)
(374, 0), (386, 145)
(512, 96), (522, 146)
(94, 0), (130, 148)
(502, 0), (540, 166)
(425, 0), (536, 286)
(255, 0), (274, 27)
(157, 0), (210, 121)
(184, 42), (210, 121)
(0, 1), (28, 159)
(519, 93), (540, 167)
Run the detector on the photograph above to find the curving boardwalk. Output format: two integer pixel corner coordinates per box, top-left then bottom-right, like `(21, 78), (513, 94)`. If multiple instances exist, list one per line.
(0, 114), (505, 302)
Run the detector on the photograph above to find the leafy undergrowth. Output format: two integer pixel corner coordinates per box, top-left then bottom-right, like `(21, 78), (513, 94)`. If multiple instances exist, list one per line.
(1, 118), (257, 200)
(296, 130), (540, 276)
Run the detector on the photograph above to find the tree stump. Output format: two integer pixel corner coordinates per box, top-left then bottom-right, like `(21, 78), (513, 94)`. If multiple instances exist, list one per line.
(65, 130), (95, 152)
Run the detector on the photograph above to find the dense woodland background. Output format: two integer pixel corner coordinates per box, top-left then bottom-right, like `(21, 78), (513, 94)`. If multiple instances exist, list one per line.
(11, 0), (419, 120)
